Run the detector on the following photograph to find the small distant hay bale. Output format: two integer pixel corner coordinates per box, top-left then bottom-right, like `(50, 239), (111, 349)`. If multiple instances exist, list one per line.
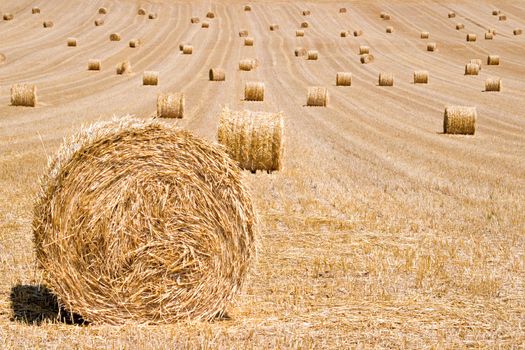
(244, 5), (252, 11)
(138, 8), (146, 15)
(143, 71), (159, 85)
(218, 108), (284, 172)
(470, 58), (482, 68)
(244, 37), (254, 46)
(466, 33), (476, 42)
(43, 21), (54, 28)
(383, 13), (391, 20)
(360, 54), (374, 64)
(448, 12), (456, 18)
(498, 15), (506, 21)
(487, 55), (499, 65)
(455, 23), (464, 30)
(11, 84), (37, 107)
(359, 45), (370, 55)
(148, 13), (157, 19)
(414, 70), (429, 84)
(492, 10), (500, 15)
(191, 17), (200, 23)
(239, 58), (258, 70)
(353, 30), (363, 37)
(32, 7), (41, 14)
(3, 13), (14, 21)
(488, 28), (497, 35)
(98, 7), (107, 14)
(270, 24), (279, 31)
(239, 30), (249, 37)
(129, 39), (141, 48)
(296, 30), (305, 37)
(206, 11), (215, 19)
(485, 32), (494, 40)
(157, 92), (185, 118)
(202, 22), (209, 28)
(209, 68), (225, 81)
(427, 42), (437, 51)
(340, 31), (348, 37)
(378, 73), (394, 86)
(244, 82), (264, 101)
(95, 19), (104, 26)
(306, 87), (329, 107)
(386, 26), (393, 33)
(339, 8), (347, 13)
(179, 43), (188, 51)
(110, 33), (121, 41)
(336, 72), (352, 86)
(33, 117), (256, 324)
(485, 77), (501, 92)
(307, 50), (318, 60)
(294, 47), (307, 57)
(443, 106), (476, 135)
(514, 28), (523, 35)
(67, 38), (77, 47)
(182, 45), (193, 54)
(464, 63), (480, 75)
(301, 22), (309, 28)
(302, 10), (311, 16)
(88, 59), (101, 71)
(421, 31), (429, 39)
(116, 60), (132, 75)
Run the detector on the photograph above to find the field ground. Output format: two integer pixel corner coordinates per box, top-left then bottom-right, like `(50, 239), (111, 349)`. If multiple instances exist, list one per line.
(0, 0), (524, 348)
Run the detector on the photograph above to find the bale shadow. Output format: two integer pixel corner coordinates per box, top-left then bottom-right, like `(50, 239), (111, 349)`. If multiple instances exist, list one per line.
(10, 284), (87, 325)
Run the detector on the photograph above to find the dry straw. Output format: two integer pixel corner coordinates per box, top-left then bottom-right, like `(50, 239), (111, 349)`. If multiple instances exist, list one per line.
(98, 7), (107, 14)
(414, 70), (429, 84)
(514, 28), (523, 35)
(143, 71), (159, 85)
(339, 8), (347, 13)
(67, 38), (77, 47)
(202, 22), (209, 28)
(421, 31), (429, 39)
(182, 45), (193, 54)
(32, 7), (41, 14)
(456, 23), (464, 30)
(148, 13), (158, 19)
(340, 31), (348, 37)
(244, 37), (254, 46)
(206, 11), (215, 19)
(110, 33), (121, 41)
(301, 22), (309, 28)
(443, 106), (476, 135)
(179, 43), (188, 51)
(359, 45), (370, 55)
(239, 30), (249, 37)
(239, 58), (258, 70)
(487, 55), (499, 65)
(307, 50), (318, 60)
(218, 108), (284, 173)
(191, 17), (199, 23)
(302, 10), (311, 16)
(294, 47), (307, 57)
(129, 39), (141, 48)
(485, 32), (494, 40)
(427, 42), (437, 51)
(353, 30), (363, 37)
(470, 58), (482, 67)
(116, 60), (131, 75)
(138, 8), (146, 15)
(244, 82), (264, 101)
(466, 34), (476, 42)
(360, 54), (374, 64)
(485, 77), (501, 92)
(270, 24), (279, 31)
(379, 73), (394, 86)
(33, 117), (256, 324)
(3, 13), (14, 21)
(448, 11), (456, 18)
(386, 26), (393, 33)
(43, 21), (54, 28)
(492, 9), (500, 15)
(157, 92), (184, 118)
(464, 63), (480, 75)
(306, 87), (329, 107)
(11, 84), (37, 107)
(88, 59), (101, 71)
(499, 15), (506, 21)
(95, 19), (104, 26)
(244, 5), (252, 11)
(296, 30), (305, 37)
(209, 68), (225, 81)
(336, 72), (352, 86)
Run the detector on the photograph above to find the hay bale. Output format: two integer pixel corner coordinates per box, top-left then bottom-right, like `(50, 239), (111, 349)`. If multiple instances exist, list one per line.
(360, 54), (374, 64)
(191, 17), (199, 23)
(209, 68), (225, 81)
(98, 7), (107, 14)
(340, 31), (348, 37)
(353, 30), (363, 37)
(307, 50), (318, 60)
(33, 117), (256, 324)
(67, 38), (77, 47)
(129, 39), (141, 48)
(301, 22), (309, 28)
(427, 42), (437, 51)
(470, 58), (482, 68)
(296, 30), (305, 37)
(244, 37), (254, 46)
(43, 21), (54, 28)
(359, 45), (370, 55)
(218, 108), (284, 173)
(488, 28), (497, 35)
(336, 72), (352, 86)
(116, 60), (132, 75)
(179, 43), (188, 51)
(202, 22), (209, 28)
(485, 77), (501, 92)
(302, 10), (311, 16)
(464, 63), (480, 75)
(448, 12), (456, 18)
(182, 45), (193, 54)
(244, 82), (264, 101)
(386, 26), (393, 33)
(94, 19), (104, 26)
(339, 8), (347, 13)
(383, 14), (391, 20)
(148, 13), (157, 19)
(143, 71), (159, 85)
(498, 15), (506, 21)
(413, 70), (429, 84)
(269, 24), (279, 31)
(3, 13), (14, 21)
(306, 87), (328, 107)
(379, 73), (394, 86)
(138, 8), (146, 15)
(206, 11), (215, 19)
(244, 5), (252, 11)
(485, 32), (494, 40)
(492, 10), (500, 15)
(466, 33), (476, 42)
(110, 33), (121, 41)
(513, 28), (522, 35)
(443, 106), (476, 135)
(487, 55), (499, 65)
(32, 7), (41, 14)
(421, 31), (429, 39)
(88, 59), (101, 71)
(239, 58), (258, 70)
(239, 30), (249, 37)
(294, 47), (307, 57)
(157, 92), (184, 118)
(10, 84), (37, 107)
(456, 23), (464, 30)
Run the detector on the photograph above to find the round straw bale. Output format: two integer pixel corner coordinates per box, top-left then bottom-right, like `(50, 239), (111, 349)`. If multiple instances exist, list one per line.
(67, 38), (77, 47)
(339, 8), (347, 13)
(218, 108), (284, 173)
(498, 15), (506, 21)
(244, 37), (254, 46)
(294, 47), (307, 57)
(206, 11), (215, 19)
(487, 55), (499, 65)
(179, 43), (188, 51)
(33, 117), (256, 324)
(88, 59), (101, 71)
(307, 50), (318, 60)
(485, 77), (501, 92)
(98, 7), (107, 14)
(302, 10), (311, 16)
(464, 63), (480, 75)
(466, 33), (476, 42)
(301, 22), (309, 28)
(306, 87), (329, 107)
(244, 5), (252, 11)
(485, 32), (494, 40)
(296, 30), (305, 37)
(191, 17), (199, 23)
(383, 14), (391, 20)
(182, 45), (193, 54)
(360, 54), (374, 64)
(116, 60), (132, 75)
(448, 12), (456, 18)
(492, 10), (500, 15)
(359, 45), (370, 55)
(10, 84), (37, 107)
(443, 106), (476, 135)
(336, 72), (352, 86)
(110, 33), (121, 41)
(157, 92), (184, 118)
(427, 42), (437, 51)
(202, 22), (209, 28)
(386, 26), (393, 33)
(43, 21), (54, 28)
(455, 23), (464, 30)
(379, 73), (394, 86)
(148, 13), (158, 19)
(353, 30), (363, 37)
(413, 70), (429, 84)
(209, 68), (225, 81)
(95, 19), (104, 26)
(129, 39), (141, 48)
(244, 82), (264, 101)
(340, 31), (348, 37)
(269, 24), (279, 31)
(138, 8), (146, 15)
(32, 7), (41, 14)
(488, 28), (497, 35)
(421, 31), (429, 39)
(239, 58), (258, 70)
(470, 58), (482, 68)
(143, 71), (159, 85)
(513, 28), (522, 35)
(239, 30), (249, 37)
(3, 13), (14, 21)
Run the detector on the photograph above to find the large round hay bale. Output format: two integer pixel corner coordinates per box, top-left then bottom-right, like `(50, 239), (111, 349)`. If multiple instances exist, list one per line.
(3, 13), (14, 21)
(443, 106), (476, 135)
(470, 58), (482, 69)
(413, 70), (429, 84)
(138, 8), (146, 15)
(466, 34), (476, 42)
(244, 82), (264, 101)
(244, 37), (254, 46)
(43, 21), (54, 28)
(307, 50), (318, 60)
(379, 73), (394, 86)
(32, 7), (41, 14)
(98, 7), (107, 14)
(464, 63), (480, 75)
(110, 33), (121, 41)
(182, 45), (193, 54)
(485, 77), (501, 92)
(88, 59), (101, 71)
(455, 23), (464, 30)
(359, 45), (369, 55)
(218, 108), (284, 173)
(209, 68), (225, 81)
(336, 72), (352, 86)
(487, 55), (499, 65)
(421, 31), (429, 39)
(306, 87), (328, 107)
(116, 60), (131, 75)
(301, 21), (309, 28)
(33, 118), (256, 324)
(11, 84), (37, 107)
(67, 38), (77, 47)
(143, 71), (159, 85)
(296, 30), (305, 37)
(206, 11), (215, 19)
(239, 58), (258, 71)
(485, 32), (494, 40)
(157, 93), (184, 118)
(427, 42), (437, 51)
(360, 54), (374, 64)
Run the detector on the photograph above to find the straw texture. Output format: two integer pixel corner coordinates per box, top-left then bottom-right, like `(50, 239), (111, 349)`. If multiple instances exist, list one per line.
(239, 58), (258, 71)
(182, 45), (193, 54)
(206, 12), (215, 19)
(421, 31), (429, 39)
(360, 54), (374, 64)
(307, 50), (318, 60)
(209, 68), (226, 81)
(485, 78), (501, 92)
(239, 30), (249, 37)
(116, 60), (131, 75)
(306, 87), (328, 107)
(157, 93), (184, 118)
(88, 59), (101, 71)
(3, 14), (14, 21)
(244, 37), (254, 46)
(143, 71), (158, 85)
(296, 30), (305, 37)
(336, 72), (352, 86)
(32, 7), (41, 14)
(67, 38), (77, 47)
(148, 13), (157, 19)
(244, 5), (251, 11)
(94, 19), (104, 26)
(98, 7), (107, 14)
(466, 34), (476, 42)
(443, 106), (476, 135)
(456, 23), (464, 30)
(414, 70), (429, 84)
(129, 39), (141, 48)
(11, 84), (37, 107)
(487, 55), (499, 65)
(465, 63), (480, 75)
(43, 21), (54, 28)
(514, 29), (523, 35)
(379, 73), (394, 86)
(202, 22), (209, 28)
(191, 17), (199, 23)
(353, 30), (363, 37)
(110, 33), (121, 41)
(138, 8), (146, 15)
(244, 82), (264, 101)
(294, 48), (307, 57)
(427, 43), (437, 51)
